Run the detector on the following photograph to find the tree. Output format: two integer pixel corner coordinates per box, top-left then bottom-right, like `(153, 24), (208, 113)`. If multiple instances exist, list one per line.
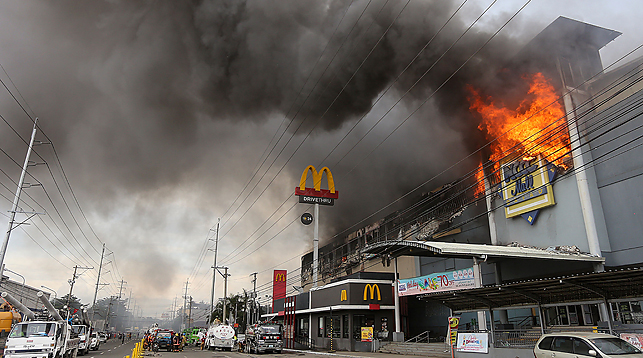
(209, 290), (250, 332)
(90, 296), (132, 332)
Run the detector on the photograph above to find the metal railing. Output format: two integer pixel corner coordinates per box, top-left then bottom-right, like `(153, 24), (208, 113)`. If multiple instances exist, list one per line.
(405, 330), (430, 343)
(293, 336), (317, 350)
(493, 329), (541, 348)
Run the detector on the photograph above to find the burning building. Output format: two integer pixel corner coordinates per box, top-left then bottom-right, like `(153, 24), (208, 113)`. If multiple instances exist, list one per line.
(269, 17), (643, 354)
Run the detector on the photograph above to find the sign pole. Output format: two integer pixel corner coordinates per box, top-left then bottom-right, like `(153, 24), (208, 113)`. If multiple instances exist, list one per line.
(313, 203), (319, 288)
(393, 257), (402, 341)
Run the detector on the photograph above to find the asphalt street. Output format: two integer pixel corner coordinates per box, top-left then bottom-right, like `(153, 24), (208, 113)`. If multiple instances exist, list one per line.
(89, 339), (435, 358)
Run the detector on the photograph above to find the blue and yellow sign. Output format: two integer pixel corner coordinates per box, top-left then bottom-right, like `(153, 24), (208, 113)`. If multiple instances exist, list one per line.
(499, 155), (557, 224)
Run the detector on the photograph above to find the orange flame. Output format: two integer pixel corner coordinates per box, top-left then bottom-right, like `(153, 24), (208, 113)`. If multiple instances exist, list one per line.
(468, 73), (570, 170)
(473, 162), (485, 198)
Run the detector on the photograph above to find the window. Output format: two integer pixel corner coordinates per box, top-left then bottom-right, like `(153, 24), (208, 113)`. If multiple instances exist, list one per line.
(318, 317), (324, 338)
(324, 316), (340, 338)
(552, 337), (574, 353)
(342, 315), (349, 339)
(297, 317), (309, 339)
(352, 314), (375, 340)
(590, 337), (641, 355)
(573, 339), (593, 356)
(538, 337), (553, 350)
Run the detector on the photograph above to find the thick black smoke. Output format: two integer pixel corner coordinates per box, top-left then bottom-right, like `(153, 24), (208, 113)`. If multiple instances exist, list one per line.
(0, 0), (542, 304)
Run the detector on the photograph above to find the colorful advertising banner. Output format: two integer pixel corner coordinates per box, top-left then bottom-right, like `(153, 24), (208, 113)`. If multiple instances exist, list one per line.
(456, 332), (489, 353)
(397, 268), (476, 297)
(361, 327), (373, 342)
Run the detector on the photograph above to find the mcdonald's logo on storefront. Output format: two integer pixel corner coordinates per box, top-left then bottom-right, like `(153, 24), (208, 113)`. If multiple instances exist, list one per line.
(340, 290), (347, 301)
(275, 273), (286, 282)
(363, 284), (381, 301)
(295, 165), (339, 206)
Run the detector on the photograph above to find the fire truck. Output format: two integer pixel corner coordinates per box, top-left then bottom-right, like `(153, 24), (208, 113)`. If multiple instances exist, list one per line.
(244, 323), (282, 354)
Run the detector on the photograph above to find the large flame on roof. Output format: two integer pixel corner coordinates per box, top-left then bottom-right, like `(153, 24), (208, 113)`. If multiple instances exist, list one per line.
(468, 73), (571, 171)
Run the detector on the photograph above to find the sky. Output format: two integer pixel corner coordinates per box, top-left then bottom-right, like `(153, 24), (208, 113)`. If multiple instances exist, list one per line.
(0, 0), (640, 319)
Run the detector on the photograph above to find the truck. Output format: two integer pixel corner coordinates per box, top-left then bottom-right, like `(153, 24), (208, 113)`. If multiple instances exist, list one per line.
(2, 291), (80, 358)
(245, 323), (282, 354)
(153, 329), (173, 351)
(71, 310), (91, 355)
(205, 324), (235, 351)
(0, 303), (22, 356)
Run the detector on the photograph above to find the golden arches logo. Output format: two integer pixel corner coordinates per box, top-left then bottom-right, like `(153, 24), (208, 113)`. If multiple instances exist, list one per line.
(275, 273), (286, 282)
(295, 165), (339, 199)
(363, 284), (381, 301)
(340, 290), (347, 301)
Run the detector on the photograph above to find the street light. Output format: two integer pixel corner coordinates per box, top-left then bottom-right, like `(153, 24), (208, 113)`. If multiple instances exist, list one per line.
(3, 267), (25, 303)
(40, 285), (57, 301)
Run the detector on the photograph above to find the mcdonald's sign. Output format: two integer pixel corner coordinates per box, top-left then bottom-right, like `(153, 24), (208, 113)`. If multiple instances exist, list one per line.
(273, 270), (287, 309)
(295, 165), (339, 206)
(363, 284), (381, 301)
(340, 290), (347, 301)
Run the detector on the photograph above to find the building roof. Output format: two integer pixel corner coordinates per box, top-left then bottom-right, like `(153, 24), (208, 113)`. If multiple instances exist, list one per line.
(418, 267), (643, 312)
(362, 240), (605, 262)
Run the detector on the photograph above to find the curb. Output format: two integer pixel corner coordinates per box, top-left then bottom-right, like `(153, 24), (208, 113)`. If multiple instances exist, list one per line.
(282, 349), (383, 358)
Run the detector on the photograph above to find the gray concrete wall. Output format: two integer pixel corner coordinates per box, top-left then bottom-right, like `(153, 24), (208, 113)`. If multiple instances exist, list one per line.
(587, 88), (643, 267)
(492, 174), (591, 252)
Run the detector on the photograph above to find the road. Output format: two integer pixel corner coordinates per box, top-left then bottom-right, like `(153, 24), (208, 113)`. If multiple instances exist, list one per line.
(92, 340), (425, 358)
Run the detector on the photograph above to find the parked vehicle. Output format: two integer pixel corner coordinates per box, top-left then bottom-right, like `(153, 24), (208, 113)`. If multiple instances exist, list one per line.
(98, 332), (107, 343)
(89, 332), (100, 351)
(154, 330), (174, 352)
(534, 332), (643, 358)
(205, 324), (235, 351)
(72, 325), (89, 355)
(245, 323), (282, 354)
(0, 304), (22, 356)
(2, 291), (79, 358)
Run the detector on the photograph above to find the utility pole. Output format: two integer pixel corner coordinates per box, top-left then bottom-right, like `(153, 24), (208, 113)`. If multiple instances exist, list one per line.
(188, 296), (192, 330)
(0, 119), (43, 271)
(67, 265), (93, 319)
(250, 272), (257, 324)
(209, 219), (220, 324)
(215, 266), (230, 324)
(182, 280), (189, 330)
(91, 244), (106, 323)
(105, 296), (114, 330)
(118, 279), (127, 299)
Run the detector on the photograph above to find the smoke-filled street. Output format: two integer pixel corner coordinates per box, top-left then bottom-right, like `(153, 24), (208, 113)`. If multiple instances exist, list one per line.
(1, 1), (643, 358)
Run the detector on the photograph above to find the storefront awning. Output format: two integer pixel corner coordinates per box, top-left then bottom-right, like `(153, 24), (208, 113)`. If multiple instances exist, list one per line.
(362, 240), (604, 262)
(415, 267), (643, 312)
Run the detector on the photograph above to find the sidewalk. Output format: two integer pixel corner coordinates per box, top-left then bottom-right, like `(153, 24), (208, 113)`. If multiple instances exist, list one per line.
(284, 348), (451, 358)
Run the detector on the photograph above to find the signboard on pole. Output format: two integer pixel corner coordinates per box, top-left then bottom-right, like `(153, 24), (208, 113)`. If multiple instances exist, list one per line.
(294, 165), (339, 202)
(456, 332), (489, 353)
(397, 268), (476, 297)
(448, 317), (460, 345)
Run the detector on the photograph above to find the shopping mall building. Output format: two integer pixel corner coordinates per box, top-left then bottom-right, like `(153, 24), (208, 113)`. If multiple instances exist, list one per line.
(264, 16), (643, 356)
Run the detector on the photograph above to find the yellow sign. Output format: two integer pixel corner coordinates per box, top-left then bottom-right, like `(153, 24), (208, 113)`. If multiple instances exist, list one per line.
(275, 273), (286, 282)
(340, 290), (347, 301)
(299, 165), (336, 193)
(363, 284), (381, 301)
(361, 327), (373, 342)
(500, 155), (556, 220)
(449, 317), (460, 345)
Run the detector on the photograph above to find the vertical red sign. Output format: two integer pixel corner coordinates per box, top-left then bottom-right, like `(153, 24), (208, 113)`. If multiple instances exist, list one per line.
(272, 270), (287, 310)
